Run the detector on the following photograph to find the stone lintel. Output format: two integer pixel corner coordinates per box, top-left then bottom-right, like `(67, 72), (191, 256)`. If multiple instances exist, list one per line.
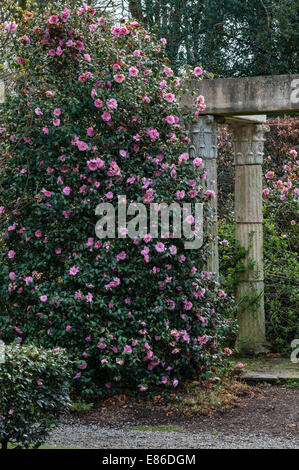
(180, 74), (299, 116)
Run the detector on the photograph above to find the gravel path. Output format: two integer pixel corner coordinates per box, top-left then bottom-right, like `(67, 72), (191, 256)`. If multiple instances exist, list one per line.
(46, 423), (299, 449)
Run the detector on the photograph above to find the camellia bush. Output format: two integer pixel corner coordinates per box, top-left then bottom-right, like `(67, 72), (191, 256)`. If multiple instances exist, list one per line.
(0, 343), (71, 449)
(0, 1), (236, 396)
(219, 149), (298, 355)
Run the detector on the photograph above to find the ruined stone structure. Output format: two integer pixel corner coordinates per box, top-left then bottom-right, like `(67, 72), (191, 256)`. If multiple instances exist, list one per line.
(182, 74), (299, 355)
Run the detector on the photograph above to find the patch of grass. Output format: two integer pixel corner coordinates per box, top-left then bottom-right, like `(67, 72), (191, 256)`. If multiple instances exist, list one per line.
(3, 443), (81, 449)
(174, 377), (251, 416)
(128, 425), (187, 433)
(276, 378), (299, 388)
(70, 398), (94, 413)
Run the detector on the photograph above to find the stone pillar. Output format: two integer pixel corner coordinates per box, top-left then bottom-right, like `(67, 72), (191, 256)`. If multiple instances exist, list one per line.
(189, 115), (219, 275)
(229, 120), (269, 355)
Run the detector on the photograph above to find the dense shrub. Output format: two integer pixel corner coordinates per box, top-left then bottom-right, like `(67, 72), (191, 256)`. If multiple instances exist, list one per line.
(0, 343), (71, 449)
(0, 2), (236, 396)
(219, 149), (299, 355)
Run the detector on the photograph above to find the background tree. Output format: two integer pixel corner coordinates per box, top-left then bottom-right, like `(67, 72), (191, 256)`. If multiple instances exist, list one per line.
(122, 0), (298, 76)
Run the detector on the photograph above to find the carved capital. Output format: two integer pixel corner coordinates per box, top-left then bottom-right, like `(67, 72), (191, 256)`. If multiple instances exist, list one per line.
(188, 115), (218, 160)
(229, 123), (268, 165)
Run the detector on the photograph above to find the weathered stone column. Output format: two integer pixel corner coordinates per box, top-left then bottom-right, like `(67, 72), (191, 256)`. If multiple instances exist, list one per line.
(228, 118), (269, 355)
(189, 115), (219, 275)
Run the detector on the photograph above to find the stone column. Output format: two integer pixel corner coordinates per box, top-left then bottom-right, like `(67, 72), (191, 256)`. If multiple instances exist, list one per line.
(189, 115), (219, 276)
(228, 119), (269, 355)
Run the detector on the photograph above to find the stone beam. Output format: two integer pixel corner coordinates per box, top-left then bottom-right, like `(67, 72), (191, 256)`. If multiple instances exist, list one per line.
(181, 74), (299, 116)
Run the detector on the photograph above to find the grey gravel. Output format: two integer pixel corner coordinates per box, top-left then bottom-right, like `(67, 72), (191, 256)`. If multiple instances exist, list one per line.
(46, 423), (299, 449)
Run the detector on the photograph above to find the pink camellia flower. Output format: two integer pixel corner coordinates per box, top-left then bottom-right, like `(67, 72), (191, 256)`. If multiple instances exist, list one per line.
(101, 111), (111, 122)
(147, 128), (159, 141)
(236, 363), (245, 369)
(60, 7), (71, 22)
(77, 141), (88, 151)
(63, 186), (71, 195)
(160, 37), (167, 45)
(117, 251), (126, 260)
(129, 66), (138, 76)
(84, 53), (91, 62)
(124, 345), (132, 353)
(40, 295), (47, 302)
(42, 127), (49, 134)
(35, 230), (42, 237)
(114, 74), (125, 83)
(185, 215), (194, 224)
(194, 66), (203, 76)
(193, 157), (203, 167)
(224, 347), (232, 355)
(66, 325), (71, 331)
(48, 15), (59, 24)
(87, 127), (94, 137)
(73, 372), (82, 379)
(155, 242), (165, 253)
(8, 250), (16, 258)
(106, 98), (118, 109)
(291, 220), (296, 225)
(16, 57), (25, 65)
(35, 107), (43, 116)
(94, 99), (103, 108)
(54, 108), (61, 117)
(9, 272), (15, 280)
(205, 189), (216, 198)
(41, 188), (51, 197)
(77, 363), (87, 370)
(164, 93), (175, 102)
(172, 379), (179, 387)
(169, 245), (177, 255)
(87, 159), (98, 171)
(263, 188), (270, 197)
(139, 385), (148, 392)
(37, 380), (43, 387)
(46, 90), (55, 98)
(69, 266), (79, 276)
(53, 118), (60, 126)
(48, 49), (56, 57)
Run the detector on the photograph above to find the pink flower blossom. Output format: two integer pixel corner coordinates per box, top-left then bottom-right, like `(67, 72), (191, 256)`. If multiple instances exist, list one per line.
(69, 266), (79, 275)
(129, 66), (139, 76)
(164, 93), (175, 102)
(114, 74), (125, 83)
(94, 99), (103, 108)
(63, 186), (71, 195)
(106, 98), (118, 109)
(155, 242), (165, 253)
(102, 111), (111, 122)
(193, 66), (203, 76)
